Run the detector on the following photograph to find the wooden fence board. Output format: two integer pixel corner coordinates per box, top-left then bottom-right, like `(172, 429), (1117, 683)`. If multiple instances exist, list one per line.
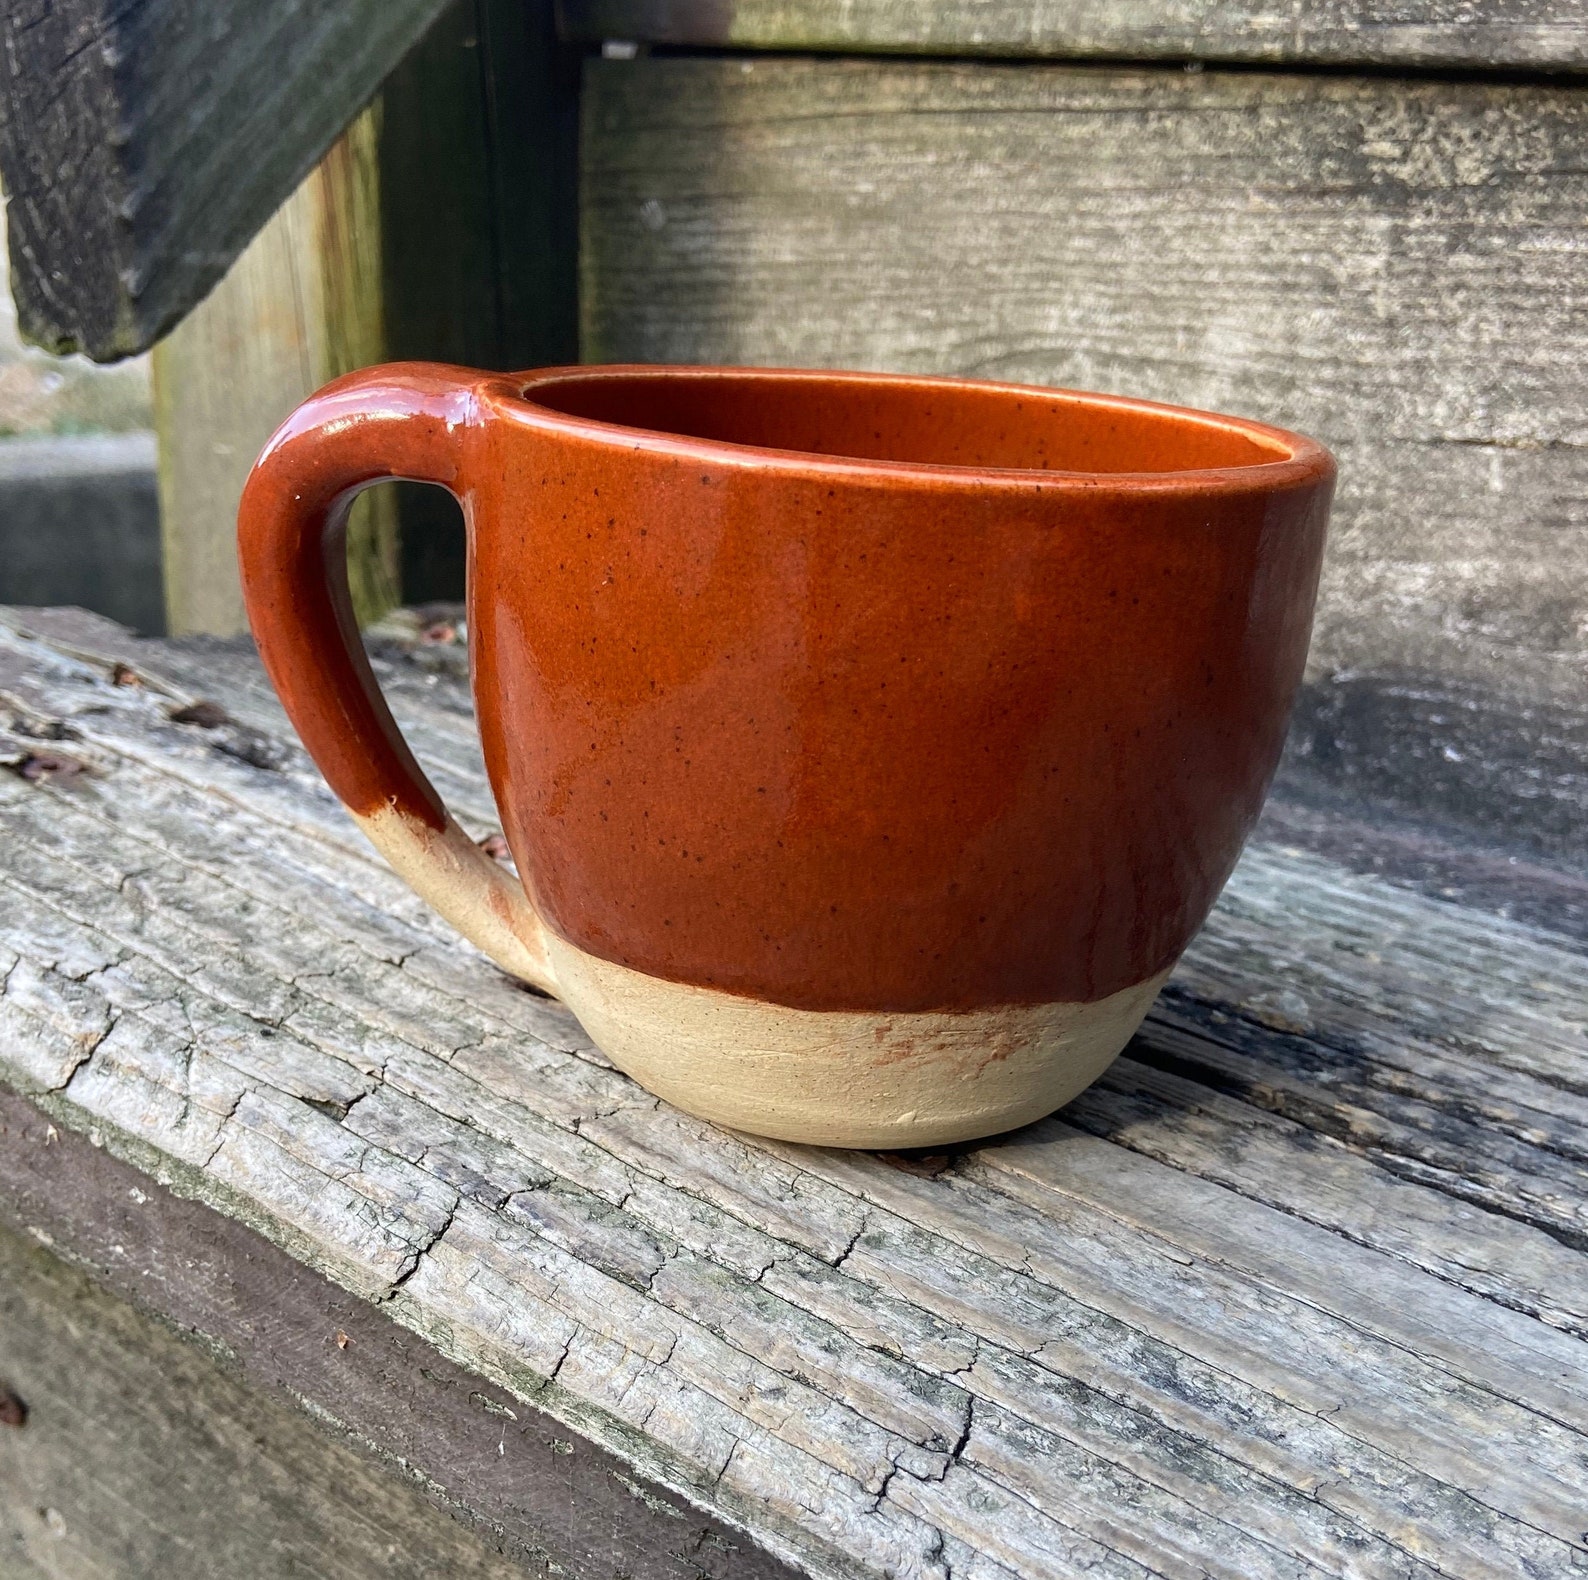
(562, 0), (1588, 72)
(580, 56), (1588, 855)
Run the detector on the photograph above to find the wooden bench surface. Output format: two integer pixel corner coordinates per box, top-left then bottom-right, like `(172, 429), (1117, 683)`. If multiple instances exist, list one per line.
(1, 604), (1586, 1579)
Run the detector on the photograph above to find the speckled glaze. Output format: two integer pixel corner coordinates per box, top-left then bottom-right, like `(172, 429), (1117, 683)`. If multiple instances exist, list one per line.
(239, 363), (1332, 1146)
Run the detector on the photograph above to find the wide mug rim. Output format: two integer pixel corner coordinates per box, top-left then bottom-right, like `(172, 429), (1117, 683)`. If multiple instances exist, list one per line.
(485, 363), (1334, 497)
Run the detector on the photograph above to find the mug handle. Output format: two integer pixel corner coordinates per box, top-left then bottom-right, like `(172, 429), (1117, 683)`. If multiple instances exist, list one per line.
(236, 362), (558, 995)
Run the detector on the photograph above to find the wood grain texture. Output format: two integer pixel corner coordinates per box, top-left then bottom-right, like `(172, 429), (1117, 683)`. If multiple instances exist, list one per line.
(560, 0), (1588, 72)
(0, 1215), (538, 1580)
(153, 108), (398, 638)
(0, 1087), (799, 1580)
(579, 58), (1588, 734)
(1278, 669), (1588, 871)
(0, 0), (450, 361)
(0, 605), (1585, 1577)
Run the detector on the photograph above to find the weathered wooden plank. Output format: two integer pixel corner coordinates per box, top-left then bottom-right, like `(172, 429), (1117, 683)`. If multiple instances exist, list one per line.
(0, 0), (450, 361)
(2, 609), (1587, 1576)
(974, 1121), (1588, 1427)
(580, 57), (1588, 858)
(0, 1089), (801, 1580)
(0, 1217), (539, 1579)
(1068, 1055), (1588, 1318)
(10, 608), (1588, 1307)
(152, 107), (398, 637)
(561, 0), (1588, 72)
(798, 1159), (1588, 1555)
(1280, 668), (1588, 872)
(344, 1019), (1588, 1576)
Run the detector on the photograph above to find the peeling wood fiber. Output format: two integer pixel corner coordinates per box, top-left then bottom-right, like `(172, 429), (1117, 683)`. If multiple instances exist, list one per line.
(0, 1089), (799, 1580)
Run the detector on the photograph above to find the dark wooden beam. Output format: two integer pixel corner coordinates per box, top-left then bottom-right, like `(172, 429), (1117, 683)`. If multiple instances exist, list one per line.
(380, 0), (581, 603)
(0, 0), (453, 361)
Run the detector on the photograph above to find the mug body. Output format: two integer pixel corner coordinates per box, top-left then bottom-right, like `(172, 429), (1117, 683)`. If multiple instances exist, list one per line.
(459, 367), (1332, 1145)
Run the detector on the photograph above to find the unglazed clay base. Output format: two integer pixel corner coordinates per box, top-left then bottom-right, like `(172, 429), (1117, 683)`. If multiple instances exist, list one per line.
(353, 806), (1170, 1147)
(547, 934), (1172, 1148)
(354, 808), (558, 993)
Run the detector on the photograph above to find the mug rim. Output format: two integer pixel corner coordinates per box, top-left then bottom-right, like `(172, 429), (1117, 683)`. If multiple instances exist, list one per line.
(486, 363), (1334, 496)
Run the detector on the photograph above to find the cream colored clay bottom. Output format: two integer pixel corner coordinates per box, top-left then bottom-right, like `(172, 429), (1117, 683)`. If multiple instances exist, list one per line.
(548, 937), (1170, 1148)
(355, 806), (1170, 1148)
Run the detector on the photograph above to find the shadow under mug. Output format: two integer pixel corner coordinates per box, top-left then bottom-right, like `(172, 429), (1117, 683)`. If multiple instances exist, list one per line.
(238, 363), (1333, 1147)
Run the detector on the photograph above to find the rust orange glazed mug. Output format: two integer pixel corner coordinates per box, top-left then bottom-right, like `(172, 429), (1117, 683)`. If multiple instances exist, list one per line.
(238, 364), (1333, 1147)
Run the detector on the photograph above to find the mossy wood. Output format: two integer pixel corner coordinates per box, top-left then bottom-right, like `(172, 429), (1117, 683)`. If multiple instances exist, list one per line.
(0, 605), (1585, 1576)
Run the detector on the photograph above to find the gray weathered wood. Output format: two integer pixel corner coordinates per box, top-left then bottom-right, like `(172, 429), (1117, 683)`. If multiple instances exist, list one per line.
(561, 0), (1588, 72)
(580, 57), (1588, 858)
(152, 107), (398, 637)
(0, 1087), (799, 1580)
(0, 604), (1585, 1577)
(0, 1215), (537, 1579)
(0, 0), (451, 361)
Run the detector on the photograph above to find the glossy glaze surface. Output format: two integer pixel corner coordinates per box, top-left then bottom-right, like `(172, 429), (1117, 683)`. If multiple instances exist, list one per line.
(241, 363), (1332, 1017)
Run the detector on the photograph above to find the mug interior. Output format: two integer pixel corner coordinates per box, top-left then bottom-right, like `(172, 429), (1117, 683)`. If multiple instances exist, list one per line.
(519, 367), (1296, 476)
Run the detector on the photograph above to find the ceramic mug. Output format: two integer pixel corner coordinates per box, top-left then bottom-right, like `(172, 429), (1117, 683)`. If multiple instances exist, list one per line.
(238, 364), (1333, 1147)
